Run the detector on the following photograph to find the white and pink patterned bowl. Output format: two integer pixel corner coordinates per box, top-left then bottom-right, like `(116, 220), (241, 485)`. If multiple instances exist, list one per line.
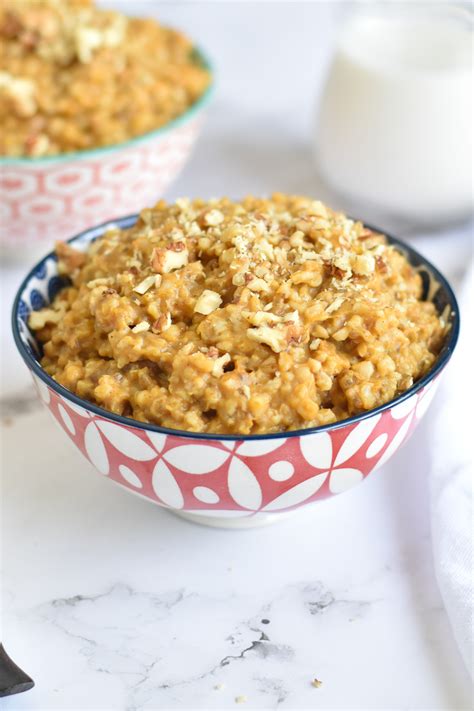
(0, 49), (213, 264)
(12, 217), (460, 528)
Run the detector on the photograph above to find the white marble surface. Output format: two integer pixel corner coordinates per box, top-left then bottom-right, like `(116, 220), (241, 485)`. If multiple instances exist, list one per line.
(1, 2), (473, 709)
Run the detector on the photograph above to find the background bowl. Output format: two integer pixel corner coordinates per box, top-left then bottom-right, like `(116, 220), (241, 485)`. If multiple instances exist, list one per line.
(0, 49), (213, 265)
(12, 216), (459, 528)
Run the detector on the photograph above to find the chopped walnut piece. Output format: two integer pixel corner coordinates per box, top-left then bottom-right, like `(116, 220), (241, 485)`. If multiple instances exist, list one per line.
(170, 241), (187, 252)
(283, 310), (299, 323)
(244, 310), (281, 326)
(0, 71), (36, 117)
(352, 254), (375, 276)
(291, 268), (323, 287)
(294, 248), (321, 264)
(56, 241), (86, 273)
(232, 272), (247, 287)
(169, 228), (184, 242)
(290, 230), (305, 247)
(247, 277), (271, 293)
(247, 325), (287, 353)
(232, 234), (250, 254)
(242, 384), (251, 399)
(296, 219), (313, 234)
(133, 275), (156, 295)
(131, 321), (150, 334)
(75, 27), (103, 63)
(75, 16), (127, 64)
(194, 289), (222, 315)
(309, 200), (328, 218)
(204, 209), (225, 226)
(333, 326), (349, 341)
(152, 313), (171, 333)
(212, 353), (231, 376)
(255, 239), (274, 260)
(325, 296), (345, 314)
(25, 132), (50, 157)
(28, 308), (63, 329)
(151, 245), (188, 274)
(333, 252), (352, 274)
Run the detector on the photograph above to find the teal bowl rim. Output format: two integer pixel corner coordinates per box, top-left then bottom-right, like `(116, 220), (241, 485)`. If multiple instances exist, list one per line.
(0, 45), (214, 167)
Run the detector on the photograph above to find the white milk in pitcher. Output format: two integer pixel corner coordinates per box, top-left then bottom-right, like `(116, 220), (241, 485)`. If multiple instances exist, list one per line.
(315, 7), (473, 224)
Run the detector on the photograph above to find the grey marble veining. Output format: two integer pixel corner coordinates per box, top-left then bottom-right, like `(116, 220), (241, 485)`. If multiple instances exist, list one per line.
(17, 578), (382, 710)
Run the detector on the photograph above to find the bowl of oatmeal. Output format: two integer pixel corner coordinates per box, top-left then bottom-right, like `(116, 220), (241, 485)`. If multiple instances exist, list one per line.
(12, 195), (459, 528)
(0, 0), (213, 262)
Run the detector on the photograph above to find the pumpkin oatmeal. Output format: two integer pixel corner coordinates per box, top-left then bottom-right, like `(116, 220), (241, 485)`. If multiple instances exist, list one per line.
(0, 0), (210, 157)
(30, 194), (447, 435)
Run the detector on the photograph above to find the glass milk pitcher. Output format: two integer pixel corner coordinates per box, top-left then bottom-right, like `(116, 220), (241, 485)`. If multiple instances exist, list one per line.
(315, 2), (473, 225)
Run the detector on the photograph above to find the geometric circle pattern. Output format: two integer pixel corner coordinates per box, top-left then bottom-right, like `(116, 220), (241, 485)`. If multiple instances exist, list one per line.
(1, 116), (203, 256)
(29, 373), (437, 518)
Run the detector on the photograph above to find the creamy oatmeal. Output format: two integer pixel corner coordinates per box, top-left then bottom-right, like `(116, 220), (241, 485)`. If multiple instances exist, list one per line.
(0, 0), (210, 157)
(30, 194), (447, 435)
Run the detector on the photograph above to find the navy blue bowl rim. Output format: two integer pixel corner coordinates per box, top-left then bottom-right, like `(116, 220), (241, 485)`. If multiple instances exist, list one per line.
(12, 213), (460, 442)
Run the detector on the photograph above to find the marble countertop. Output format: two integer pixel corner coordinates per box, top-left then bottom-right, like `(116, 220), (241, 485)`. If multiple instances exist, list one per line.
(1, 3), (472, 709)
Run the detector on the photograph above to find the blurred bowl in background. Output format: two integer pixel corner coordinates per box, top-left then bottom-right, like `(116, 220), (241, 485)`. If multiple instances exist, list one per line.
(12, 216), (459, 529)
(0, 49), (213, 265)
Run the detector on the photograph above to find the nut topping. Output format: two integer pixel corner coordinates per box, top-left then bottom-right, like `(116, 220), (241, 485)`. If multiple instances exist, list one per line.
(151, 246), (189, 274)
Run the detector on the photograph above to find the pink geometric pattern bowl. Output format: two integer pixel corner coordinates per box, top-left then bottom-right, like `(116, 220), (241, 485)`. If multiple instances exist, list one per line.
(0, 49), (213, 264)
(12, 217), (460, 528)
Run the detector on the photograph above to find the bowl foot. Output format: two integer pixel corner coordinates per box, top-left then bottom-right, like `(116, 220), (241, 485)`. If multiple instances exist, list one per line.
(172, 510), (297, 529)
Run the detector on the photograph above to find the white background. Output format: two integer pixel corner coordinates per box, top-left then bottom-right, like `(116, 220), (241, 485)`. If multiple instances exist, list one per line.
(1, 2), (472, 710)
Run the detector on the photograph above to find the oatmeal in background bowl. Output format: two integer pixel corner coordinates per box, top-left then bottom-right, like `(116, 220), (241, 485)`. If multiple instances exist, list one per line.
(0, 0), (213, 261)
(13, 195), (459, 527)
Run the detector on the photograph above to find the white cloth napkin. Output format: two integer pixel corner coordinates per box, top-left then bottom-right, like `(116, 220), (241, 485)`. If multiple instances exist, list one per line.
(429, 261), (473, 676)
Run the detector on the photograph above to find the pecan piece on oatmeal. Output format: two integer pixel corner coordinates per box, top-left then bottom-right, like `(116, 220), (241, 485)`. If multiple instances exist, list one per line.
(203, 209), (225, 227)
(352, 253), (375, 276)
(131, 321), (150, 334)
(28, 307), (63, 330)
(151, 244), (189, 274)
(194, 289), (222, 315)
(247, 325), (288, 353)
(55, 241), (86, 273)
(0, 71), (36, 117)
(247, 277), (271, 293)
(152, 313), (172, 333)
(133, 275), (156, 295)
(212, 353), (231, 376)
